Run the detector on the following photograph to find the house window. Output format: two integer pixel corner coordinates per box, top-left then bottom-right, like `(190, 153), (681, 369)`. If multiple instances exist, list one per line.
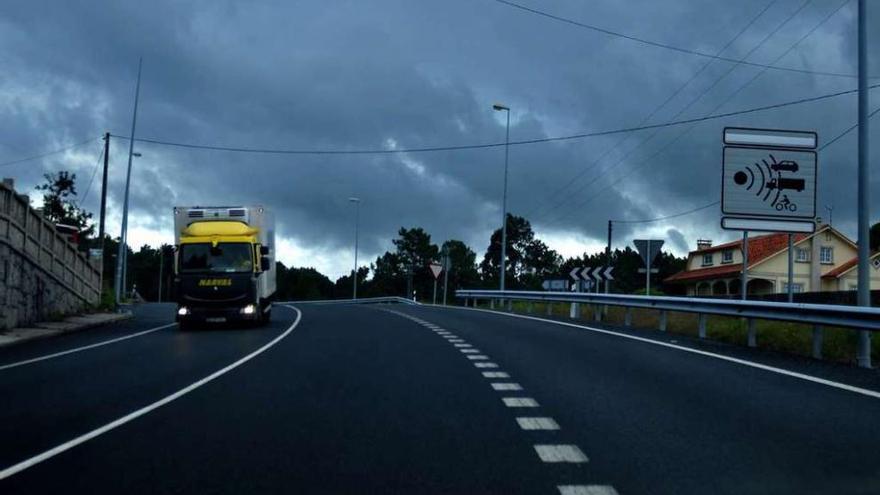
(820, 246), (834, 264)
(782, 282), (804, 293)
(702, 253), (713, 266)
(721, 250), (733, 264)
(795, 248), (810, 262)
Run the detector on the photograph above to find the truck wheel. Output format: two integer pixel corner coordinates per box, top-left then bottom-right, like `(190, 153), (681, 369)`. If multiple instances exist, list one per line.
(178, 320), (192, 331)
(261, 309), (272, 326)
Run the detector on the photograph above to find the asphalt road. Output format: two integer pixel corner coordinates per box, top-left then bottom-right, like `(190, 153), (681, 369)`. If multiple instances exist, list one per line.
(1, 302), (879, 494)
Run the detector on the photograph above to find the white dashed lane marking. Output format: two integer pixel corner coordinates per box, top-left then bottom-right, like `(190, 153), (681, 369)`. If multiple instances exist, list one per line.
(534, 445), (589, 463)
(516, 417), (560, 430)
(384, 309), (614, 495)
(491, 382), (523, 391)
(503, 397), (539, 407)
(558, 486), (619, 495)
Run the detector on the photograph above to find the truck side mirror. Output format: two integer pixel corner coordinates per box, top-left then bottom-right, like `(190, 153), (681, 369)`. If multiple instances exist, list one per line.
(260, 256), (270, 271)
(260, 246), (270, 256)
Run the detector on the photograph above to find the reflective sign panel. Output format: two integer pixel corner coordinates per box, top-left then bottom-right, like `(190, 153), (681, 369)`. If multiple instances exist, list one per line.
(722, 146), (817, 219)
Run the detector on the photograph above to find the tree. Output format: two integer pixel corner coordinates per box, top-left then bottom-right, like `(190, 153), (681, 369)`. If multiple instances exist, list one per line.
(36, 171), (94, 241)
(277, 262), (335, 300)
(480, 214), (536, 287)
(871, 222), (880, 252)
(441, 239), (480, 295)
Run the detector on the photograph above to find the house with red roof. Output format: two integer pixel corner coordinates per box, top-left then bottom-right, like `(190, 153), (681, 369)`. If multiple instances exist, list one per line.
(665, 224), (880, 296)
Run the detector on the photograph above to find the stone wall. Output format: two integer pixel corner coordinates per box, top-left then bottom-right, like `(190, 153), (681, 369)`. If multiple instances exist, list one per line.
(0, 179), (101, 329)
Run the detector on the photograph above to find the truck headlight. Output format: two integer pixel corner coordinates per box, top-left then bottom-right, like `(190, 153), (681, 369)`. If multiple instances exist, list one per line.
(241, 304), (257, 315)
(177, 306), (190, 316)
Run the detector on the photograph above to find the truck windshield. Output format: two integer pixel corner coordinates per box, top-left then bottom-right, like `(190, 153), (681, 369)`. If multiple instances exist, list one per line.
(179, 243), (253, 273)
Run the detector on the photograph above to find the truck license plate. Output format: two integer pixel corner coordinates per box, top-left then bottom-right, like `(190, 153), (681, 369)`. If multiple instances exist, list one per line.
(206, 317), (226, 323)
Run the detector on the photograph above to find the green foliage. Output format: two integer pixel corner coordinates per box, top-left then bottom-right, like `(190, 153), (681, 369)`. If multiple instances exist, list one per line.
(480, 214), (562, 288)
(35, 171), (95, 240)
(871, 222), (880, 251)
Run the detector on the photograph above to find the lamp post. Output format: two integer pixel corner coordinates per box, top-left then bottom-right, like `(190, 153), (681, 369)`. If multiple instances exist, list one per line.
(493, 103), (510, 292)
(115, 58), (142, 307)
(349, 197), (361, 299)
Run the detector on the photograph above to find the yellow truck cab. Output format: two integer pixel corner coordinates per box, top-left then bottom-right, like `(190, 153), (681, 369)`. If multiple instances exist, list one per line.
(173, 206), (275, 328)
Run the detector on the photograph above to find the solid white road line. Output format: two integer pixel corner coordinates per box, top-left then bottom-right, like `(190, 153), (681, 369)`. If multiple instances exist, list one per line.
(0, 306), (303, 481)
(516, 417), (560, 430)
(456, 306), (880, 401)
(534, 444), (588, 463)
(482, 371), (510, 378)
(474, 362), (499, 368)
(0, 323), (177, 372)
(491, 382), (523, 391)
(503, 397), (539, 407)
(558, 486), (619, 495)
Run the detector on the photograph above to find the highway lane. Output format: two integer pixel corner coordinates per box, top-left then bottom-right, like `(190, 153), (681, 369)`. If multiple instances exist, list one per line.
(390, 305), (880, 494)
(1, 303), (587, 494)
(0, 303), (293, 475)
(2, 302), (879, 493)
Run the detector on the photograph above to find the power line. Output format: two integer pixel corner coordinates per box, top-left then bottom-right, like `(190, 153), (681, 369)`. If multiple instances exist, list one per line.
(111, 84), (879, 156)
(584, 105), (878, 229)
(536, 0), (854, 226)
(544, 99), (880, 229)
(0, 138), (98, 168)
(531, 0), (832, 224)
(489, 0), (869, 79)
(612, 201), (721, 224)
(78, 142), (105, 207)
(524, 0), (780, 220)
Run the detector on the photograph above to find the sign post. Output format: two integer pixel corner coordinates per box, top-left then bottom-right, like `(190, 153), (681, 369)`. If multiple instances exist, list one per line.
(634, 239), (663, 295)
(721, 127), (819, 301)
(429, 263), (443, 305)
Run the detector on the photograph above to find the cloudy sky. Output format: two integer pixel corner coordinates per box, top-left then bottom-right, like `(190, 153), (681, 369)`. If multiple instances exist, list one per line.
(1, 0), (878, 279)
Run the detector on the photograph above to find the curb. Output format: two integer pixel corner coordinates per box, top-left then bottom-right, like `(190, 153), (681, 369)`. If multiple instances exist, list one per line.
(0, 311), (134, 348)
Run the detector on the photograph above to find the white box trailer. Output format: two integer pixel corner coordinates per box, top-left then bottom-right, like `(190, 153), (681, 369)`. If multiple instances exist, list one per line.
(172, 205), (276, 328)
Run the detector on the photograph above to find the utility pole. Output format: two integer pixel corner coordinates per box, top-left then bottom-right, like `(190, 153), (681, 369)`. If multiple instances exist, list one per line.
(787, 234), (794, 303)
(741, 231), (749, 300)
(98, 132), (110, 291)
(605, 220), (612, 294)
(157, 248), (164, 303)
(115, 57), (142, 307)
(856, 0), (871, 368)
(645, 239), (652, 296)
(98, 133), (110, 243)
(442, 245), (450, 306)
(348, 197), (361, 299)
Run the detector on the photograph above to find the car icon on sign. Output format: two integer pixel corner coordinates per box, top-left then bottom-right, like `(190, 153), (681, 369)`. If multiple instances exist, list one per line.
(770, 160), (799, 173)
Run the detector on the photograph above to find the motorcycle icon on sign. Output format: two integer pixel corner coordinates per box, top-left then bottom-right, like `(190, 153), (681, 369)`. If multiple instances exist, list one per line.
(775, 194), (797, 212)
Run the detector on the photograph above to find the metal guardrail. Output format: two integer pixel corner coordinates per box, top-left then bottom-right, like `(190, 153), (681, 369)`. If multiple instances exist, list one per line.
(456, 289), (880, 366)
(277, 296), (419, 306)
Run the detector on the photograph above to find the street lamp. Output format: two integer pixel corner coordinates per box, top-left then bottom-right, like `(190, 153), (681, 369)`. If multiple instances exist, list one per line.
(493, 103), (510, 292)
(349, 197), (361, 299)
(114, 57), (142, 307)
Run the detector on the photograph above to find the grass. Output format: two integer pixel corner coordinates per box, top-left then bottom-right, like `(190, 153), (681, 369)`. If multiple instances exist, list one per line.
(483, 300), (873, 365)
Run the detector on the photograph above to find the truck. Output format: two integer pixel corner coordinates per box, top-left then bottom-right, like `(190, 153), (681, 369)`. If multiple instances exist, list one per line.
(172, 205), (276, 328)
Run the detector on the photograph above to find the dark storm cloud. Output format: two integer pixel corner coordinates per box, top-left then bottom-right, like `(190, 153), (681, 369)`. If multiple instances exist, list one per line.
(0, 0), (877, 275)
